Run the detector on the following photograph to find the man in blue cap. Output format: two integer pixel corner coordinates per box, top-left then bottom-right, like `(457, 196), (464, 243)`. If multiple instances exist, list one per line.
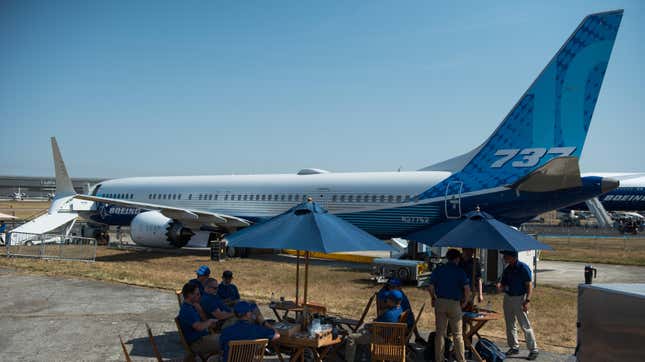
(378, 278), (426, 344)
(177, 282), (221, 357)
(219, 301), (280, 362)
(189, 265), (211, 295)
(498, 250), (538, 360)
(346, 290), (404, 361)
(200, 278), (234, 323)
(217, 270), (241, 303)
(376, 290), (404, 322)
(428, 248), (470, 362)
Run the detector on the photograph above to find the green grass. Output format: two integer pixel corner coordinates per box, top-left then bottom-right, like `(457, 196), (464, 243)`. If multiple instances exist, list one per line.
(539, 236), (645, 266)
(1, 246), (577, 354)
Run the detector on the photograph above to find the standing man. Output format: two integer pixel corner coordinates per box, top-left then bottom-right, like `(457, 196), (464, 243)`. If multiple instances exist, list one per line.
(189, 265), (211, 295)
(428, 249), (470, 362)
(497, 250), (538, 360)
(0, 221), (6, 245)
(459, 248), (484, 303)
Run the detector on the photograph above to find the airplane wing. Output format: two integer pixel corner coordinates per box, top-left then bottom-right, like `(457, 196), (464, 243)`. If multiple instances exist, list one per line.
(10, 212), (78, 235)
(74, 194), (250, 228)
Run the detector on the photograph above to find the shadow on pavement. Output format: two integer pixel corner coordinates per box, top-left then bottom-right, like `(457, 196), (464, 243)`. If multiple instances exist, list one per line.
(126, 331), (185, 359)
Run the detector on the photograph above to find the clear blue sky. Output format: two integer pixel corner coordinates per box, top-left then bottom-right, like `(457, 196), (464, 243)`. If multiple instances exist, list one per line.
(1, 1), (643, 178)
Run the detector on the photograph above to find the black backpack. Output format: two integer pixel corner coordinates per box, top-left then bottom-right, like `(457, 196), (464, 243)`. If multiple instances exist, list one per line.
(475, 338), (506, 362)
(424, 332), (454, 361)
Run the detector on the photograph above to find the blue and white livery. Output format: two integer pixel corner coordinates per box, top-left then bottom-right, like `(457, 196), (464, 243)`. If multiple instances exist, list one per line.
(13, 11), (625, 248)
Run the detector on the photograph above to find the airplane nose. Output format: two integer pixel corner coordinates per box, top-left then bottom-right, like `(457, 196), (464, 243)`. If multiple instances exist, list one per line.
(601, 177), (620, 193)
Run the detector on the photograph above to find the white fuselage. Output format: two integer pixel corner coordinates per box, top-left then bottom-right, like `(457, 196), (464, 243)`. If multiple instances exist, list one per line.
(93, 171), (452, 219)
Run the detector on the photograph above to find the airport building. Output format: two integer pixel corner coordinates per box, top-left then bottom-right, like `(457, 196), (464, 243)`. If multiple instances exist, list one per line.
(0, 175), (106, 199)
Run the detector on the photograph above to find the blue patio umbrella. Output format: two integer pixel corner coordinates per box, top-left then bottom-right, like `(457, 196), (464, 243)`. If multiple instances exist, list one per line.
(226, 200), (394, 304)
(406, 209), (552, 305)
(406, 210), (553, 252)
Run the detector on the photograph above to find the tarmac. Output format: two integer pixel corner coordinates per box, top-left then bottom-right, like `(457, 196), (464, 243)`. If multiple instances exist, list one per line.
(0, 267), (574, 362)
(537, 260), (645, 288)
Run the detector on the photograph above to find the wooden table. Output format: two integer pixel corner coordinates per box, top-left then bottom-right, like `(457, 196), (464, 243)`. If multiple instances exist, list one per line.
(270, 301), (304, 322)
(273, 330), (344, 362)
(462, 309), (501, 361)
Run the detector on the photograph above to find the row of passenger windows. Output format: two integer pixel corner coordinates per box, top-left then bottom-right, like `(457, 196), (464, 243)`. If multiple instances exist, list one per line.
(142, 193), (412, 203)
(102, 192), (412, 204)
(103, 193), (134, 199)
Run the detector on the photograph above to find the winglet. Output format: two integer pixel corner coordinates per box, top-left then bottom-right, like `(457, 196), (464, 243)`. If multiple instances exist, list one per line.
(51, 137), (76, 196)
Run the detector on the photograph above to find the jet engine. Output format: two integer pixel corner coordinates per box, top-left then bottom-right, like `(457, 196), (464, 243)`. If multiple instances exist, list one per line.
(129, 211), (194, 248)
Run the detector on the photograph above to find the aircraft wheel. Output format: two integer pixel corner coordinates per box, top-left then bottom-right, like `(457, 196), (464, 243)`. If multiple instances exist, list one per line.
(398, 268), (410, 281)
(227, 246), (237, 258)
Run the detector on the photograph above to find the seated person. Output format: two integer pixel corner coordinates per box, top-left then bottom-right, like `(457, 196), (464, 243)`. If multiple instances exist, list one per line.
(376, 289), (403, 322)
(200, 278), (234, 322)
(219, 301), (280, 362)
(203, 276), (265, 329)
(217, 270), (241, 303)
(384, 278), (426, 344)
(177, 282), (220, 356)
(346, 290), (404, 361)
(376, 280), (392, 316)
(189, 265), (211, 295)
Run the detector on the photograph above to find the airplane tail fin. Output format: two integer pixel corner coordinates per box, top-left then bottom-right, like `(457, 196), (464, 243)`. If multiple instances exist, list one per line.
(51, 137), (75, 197)
(417, 10), (623, 200)
(10, 138), (79, 235)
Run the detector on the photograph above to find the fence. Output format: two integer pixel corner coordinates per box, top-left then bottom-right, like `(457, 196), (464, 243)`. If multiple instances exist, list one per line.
(521, 224), (629, 237)
(520, 225), (645, 265)
(5, 231), (97, 262)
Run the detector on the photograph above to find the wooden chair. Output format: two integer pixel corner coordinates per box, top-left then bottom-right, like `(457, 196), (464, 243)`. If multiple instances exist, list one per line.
(227, 339), (269, 362)
(145, 323), (163, 362)
(376, 294), (386, 317)
(119, 335), (132, 362)
(303, 301), (327, 315)
(398, 310), (409, 324)
(176, 290), (183, 307)
(337, 293), (376, 332)
(175, 317), (198, 362)
(406, 303), (425, 343)
(369, 322), (407, 362)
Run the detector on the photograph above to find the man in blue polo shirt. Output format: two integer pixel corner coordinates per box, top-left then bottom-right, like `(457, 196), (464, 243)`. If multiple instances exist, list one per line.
(346, 290), (404, 362)
(428, 248), (470, 362)
(219, 301), (280, 362)
(177, 282), (220, 357)
(189, 265), (211, 295)
(498, 250), (538, 360)
(200, 278), (234, 322)
(376, 290), (404, 322)
(378, 278), (426, 344)
(217, 270), (241, 303)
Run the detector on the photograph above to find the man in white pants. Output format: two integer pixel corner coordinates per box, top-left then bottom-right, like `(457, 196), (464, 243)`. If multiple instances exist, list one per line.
(497, 250), (538, 360)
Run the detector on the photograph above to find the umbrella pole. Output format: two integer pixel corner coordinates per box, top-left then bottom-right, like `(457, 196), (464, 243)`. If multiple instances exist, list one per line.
(304, 251), (309, 306)
(296, 250), (300, 304)
(472, 249), (477, 306)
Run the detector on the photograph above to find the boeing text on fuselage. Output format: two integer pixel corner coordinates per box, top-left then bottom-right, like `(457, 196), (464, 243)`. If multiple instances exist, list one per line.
(11, 11), (626, 249)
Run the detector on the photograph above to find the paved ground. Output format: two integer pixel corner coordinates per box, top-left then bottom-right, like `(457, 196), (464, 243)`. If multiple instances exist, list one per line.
(537, 260), (645, 288)
(0, 268), (572, 361)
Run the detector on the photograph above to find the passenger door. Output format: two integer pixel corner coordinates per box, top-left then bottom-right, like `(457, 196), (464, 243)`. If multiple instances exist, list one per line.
(445, 181), (463, 219)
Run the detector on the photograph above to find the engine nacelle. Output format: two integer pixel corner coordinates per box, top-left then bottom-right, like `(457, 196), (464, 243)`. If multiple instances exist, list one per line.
(130, 211), (194, 248)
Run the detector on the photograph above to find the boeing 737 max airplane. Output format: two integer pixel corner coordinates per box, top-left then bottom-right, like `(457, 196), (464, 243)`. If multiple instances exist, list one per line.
(11, 10), (624, 248)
